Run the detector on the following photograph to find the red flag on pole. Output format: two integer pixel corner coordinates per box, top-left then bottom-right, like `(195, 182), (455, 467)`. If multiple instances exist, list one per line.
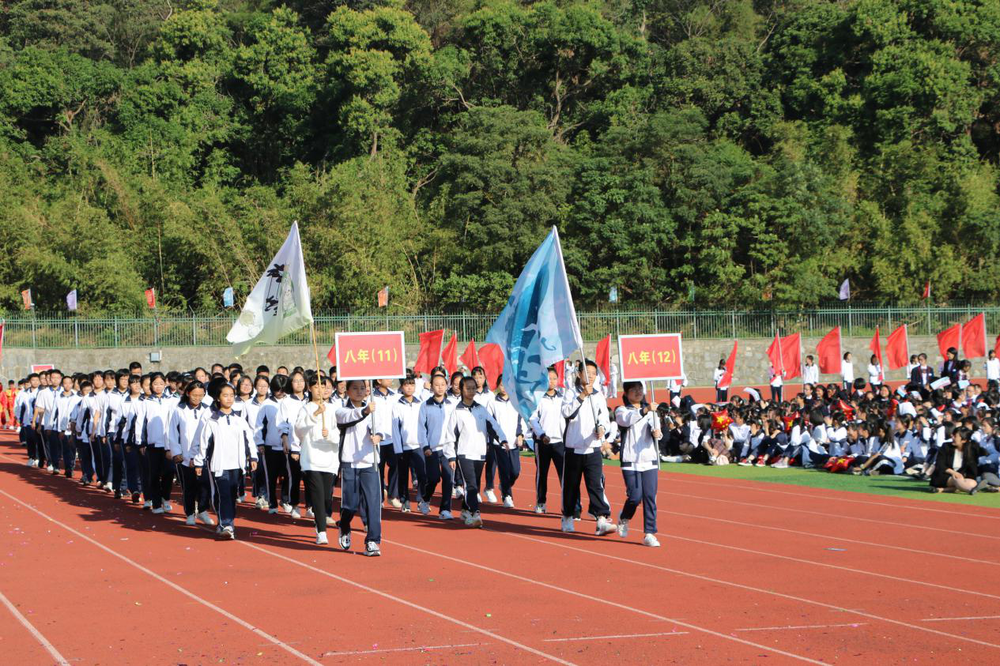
(478, 343), (504, 389)
(460, 339), (479, 370)
(922, 281), (931, 300)
(20, 289), (32, 311)
(995, 333), (1000, 360)
(962, 313), (986, 359)
(554, 360), (566, 388)
(719, 340), (737, 389)
(766, 332), (783, 374)
(595, 334), (611, 386)
(144, 288), (156, 309)
(781, 333), (802, 380)
(441, 334), (458, 377)
(377, 286), (389, 308)
(816, 327), (842, 375)
(937, 323), (961, 360)
(869, 326), (884, 383)
(885, 324), (909, 370)
(413, 329), (444, 375)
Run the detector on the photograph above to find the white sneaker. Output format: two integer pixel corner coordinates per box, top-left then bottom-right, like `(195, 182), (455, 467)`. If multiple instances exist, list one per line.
(197, 511), (215, 526)
(460, 509), (472, 523)
(476, 493), (483, 503)
(439, 510), (453, 520)
(454, 486), (465, 498)
(222, 526), (235, 540)
(418, 501), (430, 515)
(561, 516), (575, 533)
(389, 497), (402, 508)
(281, 502), (293, 513)
(326, 516), (336, 526)
(451, 488), (459, 499)
(306, 508), (315, 518)
(338, 528), (351, 551)
(25, 459), (35, 467)
(596, 516), (616, 536)
(47, 465), (55, 472)
(255, 497), (267, 509)
(364, 542), (381, 557)
(161, 500), (172, 512)
(485, 489), (498, 504)
(616, 514), (629, 538)
(466, 511), (483, 528)
(143, 500), (152, 510)
(771, 460), (789, 469)
(502, 495), (515, 509)
(290, 508), (302, 519)
(268, 507), (278, 514)
(534, 503), (546, 514)
(316, 531), (328, 546)
(643, 533), (661, 548)
(400, 501), (411, 513)
(185, 514), (196, 525)
(152, 507), (164, 515)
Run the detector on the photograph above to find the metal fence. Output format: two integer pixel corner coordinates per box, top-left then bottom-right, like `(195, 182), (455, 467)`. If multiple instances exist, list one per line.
(1, 305), (995, 349)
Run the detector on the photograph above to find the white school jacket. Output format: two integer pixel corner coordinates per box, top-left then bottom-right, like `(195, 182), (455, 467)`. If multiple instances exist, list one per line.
(529, 391), (564, 443)
(561, 388), (611, 454)
(417, 397), (456, 457)
(278, 395), (306, 452)
(391, 395), (424, 452)
(295, 402), (340, 475)
(104, 389), (126, 437)
(370, 387), (397, 449)
(54, 390), (80, 434)
(36, 387), (58, 430)
(987, 358), (1000, 381)
(193, 409), (257, 476)
(254, 397), (284, 450)
(802, 364), (819, 385)
(488, 397), (525, 450)
(167, 402), (211, 465)
(335, 402), (383, 468)
(72, 395), (92, 442)
(91, 389), (110, 437)
(118, 394), (144, 446)
(447, 401), (507, 461)
(141, 394), (179, 449)
(614, 404), (659, 471)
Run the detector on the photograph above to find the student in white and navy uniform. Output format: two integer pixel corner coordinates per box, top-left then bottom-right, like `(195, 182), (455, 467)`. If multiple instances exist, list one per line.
(34, 370), (63, 473)
(116, 375), (145, 504)
(142, 372), (179, 514)
(15, 375), (39, 466)
(277, 371), (307, 517)
(470, 367), (501, 503)
(841, 352), (854, 391)
(245, 374), (271, 509)
(168, 381), (214, 527)
(53, 374), (79, 477)
(561, 360), (615, 536)
(335, 380), (385, 556)
(193, 383), (258, 540)
(67, 380), (90, 482)
(768, 364), (784, 403)
(106, 371), (129, 497)
(255, 373), (290, 515)
(802, 355), (819, 387)
(418, 372), (457, 519)
(987, 350), (1000, 392)
(447, 377), (507, 527)
(614, 381), (662, 547)
(713, 359), (728, 403)
(295, 375), (340, 545)
(371, 378), (400, 507)
(487, 380), (524, 508)
(867, 355), (883, 392)
(529, 367), (566, 515)
(392, 373), (427, 513)
(90, 372), (114, 491)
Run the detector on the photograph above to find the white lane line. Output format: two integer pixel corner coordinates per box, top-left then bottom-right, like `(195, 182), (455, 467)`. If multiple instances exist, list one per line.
(0, 588), (71, 666)
(498, 530), (1000, 651)
(235, 540), (579, 666)
(543, 632), (688, 642)
(0, 489), (324, 666)
(323, 643), (482, 656)
(734, 623), (867, 632)
(381, 539), (828, 665)
(921, 615), (1000, 622)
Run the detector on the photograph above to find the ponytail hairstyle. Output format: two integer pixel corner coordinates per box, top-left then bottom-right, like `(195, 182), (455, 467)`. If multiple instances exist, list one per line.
(205, 377), (228, 402)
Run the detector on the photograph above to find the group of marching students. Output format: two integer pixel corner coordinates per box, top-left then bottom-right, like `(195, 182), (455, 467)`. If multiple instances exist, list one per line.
(6, 357), (665, 557)
(688, 346), (1000, 493)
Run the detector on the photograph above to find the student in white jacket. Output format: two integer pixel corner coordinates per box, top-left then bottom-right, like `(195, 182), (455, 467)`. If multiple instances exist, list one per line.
(168, 381), (214, 527)
(614, 382), (662, 547)
(296, 375), (340, 545)
(447, 377), (508, 528)
(487, 381), (524, 508)
(418, 373), (457, 519)
(335, 380), (386, 556)
(193, 383), (258, 540)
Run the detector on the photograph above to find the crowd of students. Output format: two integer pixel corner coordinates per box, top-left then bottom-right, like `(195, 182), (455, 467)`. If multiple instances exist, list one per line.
(3, 358), (665, 556)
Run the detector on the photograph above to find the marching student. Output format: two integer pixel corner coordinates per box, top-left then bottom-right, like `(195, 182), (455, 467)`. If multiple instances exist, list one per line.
(392, 373), (427, 514)
(142, 372), (179, 514)
(614, 381), (662, 547)
(418, 372), (457, 519)
(68, 379), (91, 483)
(116, 374), (145, 504)
(34, 369), (62, 473)
(561, 360), (615, 535)
(713, 358), (728, 403)
(16, 374), (39, 466)
(529, 367), (566, 515)
(487, 379), (524, 508)
(841, 352), (854, 391)
(471, 366), (501, 503)
(90, 371), (114, 492)
(336, 379), (385, 556)
(256, 373), (292, 515)
(168, 380), (214, 526)
(244, 374), (271, 509)
(192, 383), (258, 540)
(106, 371), (129, 498)
(277, 371), (308, 516)
(371, 378), (400, 507)
(447, 376), (508, 528)
(296, 375), (340, 545)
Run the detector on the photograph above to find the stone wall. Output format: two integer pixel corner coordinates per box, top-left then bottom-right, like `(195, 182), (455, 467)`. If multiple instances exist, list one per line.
(0, 335), (960, 387)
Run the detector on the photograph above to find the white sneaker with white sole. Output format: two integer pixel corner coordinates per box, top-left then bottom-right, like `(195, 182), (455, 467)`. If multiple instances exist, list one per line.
(316, 531), (328, 546)
(185, 514), (196, 525)
(439, 510), (453, 520)
(534, 503), (546, 514)
(221, 526), (235, 540)
(338, 529), (351, 551)
(485, 489), (498, 504)
(418, 501), (430, 515)
(502, 495), (514, 509)
(561, 516), (575, 533)
(162, 500), (172, 512)
(595, 516), (616, 536)
(643, 533), (661, 548)
(290, 507), (302, 519)
(616, 514), (629, 538)
(197, 511), (215, 526)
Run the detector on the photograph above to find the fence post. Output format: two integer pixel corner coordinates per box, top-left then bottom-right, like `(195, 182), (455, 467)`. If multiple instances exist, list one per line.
(192, 316), (197, 346)
(31, 313), (37, 349)
(731, 311), (736, 339)
(114, 316), (119, 347)
(74, 317), (79, 348)
(692, 310), (698, 339)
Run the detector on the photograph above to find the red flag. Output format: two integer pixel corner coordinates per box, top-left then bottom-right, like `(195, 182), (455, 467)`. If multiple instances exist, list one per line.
(719, 340), (737, 389)
(441, 334), (458, 376)
(595, 334), (611, 386)
(478, 343), (504, 389)
(885, 324), (909, 370)
(937, 323), (961, 360)
(962, 313), (986, 359)
(766, 332), (783, 374)
(869, 326), (884, 382)
(145, 288), (156, 309)
(326, 339), (337, 367)
(20, 289), (32, 311)
(922, 281), (931, 300)
(460, 339), (479, 370)
(995, 333), (1000, 359)
(413, 329), (444, 375)
(554, 360), (565, 388)
(781, 333), (802, 380)
(0, 321), (4, 363)
(836, 399), (854, 421)
(711, 411), (733, 432)
(377, 286), (389, 308)
(816, 327), (842, 374)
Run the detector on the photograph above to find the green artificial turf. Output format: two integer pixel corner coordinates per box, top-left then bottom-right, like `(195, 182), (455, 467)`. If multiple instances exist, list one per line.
(520, 451), (1000, 507)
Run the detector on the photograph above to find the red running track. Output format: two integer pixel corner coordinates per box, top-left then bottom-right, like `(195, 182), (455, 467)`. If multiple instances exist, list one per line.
(0, 429), (998, 665)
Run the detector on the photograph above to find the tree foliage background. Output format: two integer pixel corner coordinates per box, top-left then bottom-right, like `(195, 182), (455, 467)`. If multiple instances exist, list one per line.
(1, 0), (999, 313)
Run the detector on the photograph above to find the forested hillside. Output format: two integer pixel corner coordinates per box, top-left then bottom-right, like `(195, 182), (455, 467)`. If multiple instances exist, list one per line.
(1, 0), (999, 313)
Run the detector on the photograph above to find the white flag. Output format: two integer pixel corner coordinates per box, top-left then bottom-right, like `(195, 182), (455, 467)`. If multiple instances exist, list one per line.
(838, 279), (850, 301)
(227, 221), (313, 357)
